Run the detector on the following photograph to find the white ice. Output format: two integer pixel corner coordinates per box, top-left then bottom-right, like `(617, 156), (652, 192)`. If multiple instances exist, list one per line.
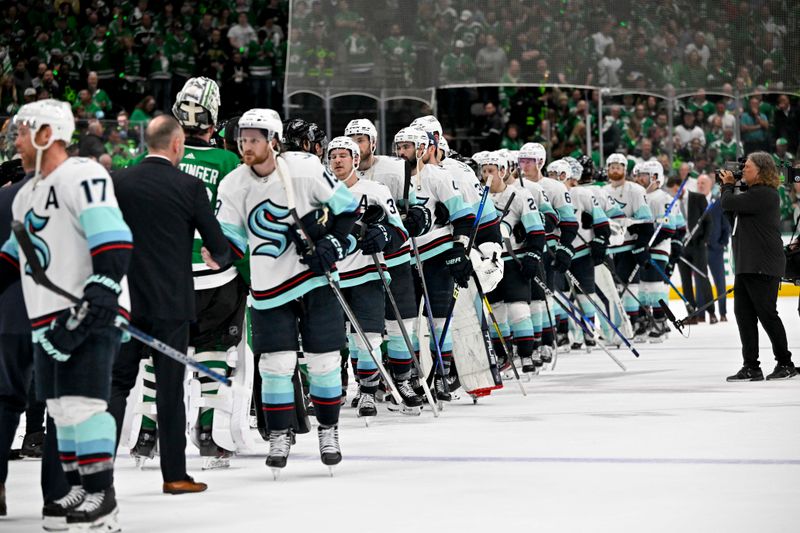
(3, 297), (799, 532)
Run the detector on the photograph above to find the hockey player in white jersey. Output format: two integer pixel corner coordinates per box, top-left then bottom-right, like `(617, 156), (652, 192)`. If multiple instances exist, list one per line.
(215, 109), (360, 475)
(345, 118), (428, 405)
(394, 127), (475, 400)
(518, 142), (578, 359)
(603, 153), (655, 339)
(326, 136), (413, 419)
(0, 100), (132, 531)
(552, 158), (611, 349)
(482, 153), (545, 373)
(634, 161), (676, 342)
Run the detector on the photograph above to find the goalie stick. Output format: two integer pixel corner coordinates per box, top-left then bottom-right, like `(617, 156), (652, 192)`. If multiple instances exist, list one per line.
(11, 220), (232, 386)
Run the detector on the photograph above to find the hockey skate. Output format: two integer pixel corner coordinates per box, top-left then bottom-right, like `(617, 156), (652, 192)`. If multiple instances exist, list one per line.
(556, 332), (571, 353)
(540, 345), (557, 371)
(42, 486), (85, 532)
(648, 319), (669, 343)
(386, 380), (423, 416)
(356, 391), (377, 425)
(266, 429), (293, 479)
(130, 428), (157, 469)
(349, 391), (361, 409)
(521, 356), (539, 374)
(66, 487), (120, 533)
(198, 427), (233, 470)
(433, 375), (451, 402)
(317, 424), (341, 476)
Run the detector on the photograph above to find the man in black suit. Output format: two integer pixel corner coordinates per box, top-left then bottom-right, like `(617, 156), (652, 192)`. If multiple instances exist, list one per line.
(671, 176), (714, 323)
(697, 174), (731, 321)
(108, 115), (232, 494)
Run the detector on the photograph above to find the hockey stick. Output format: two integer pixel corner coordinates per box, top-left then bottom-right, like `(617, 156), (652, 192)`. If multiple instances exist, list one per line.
(370, 252), (440, 415)
(647, 258), (693, 308)
(11, 221), (232, 387)
(679, 256), (709, 279)
(621, 176), (690, 294)
(275, 160), (407, 408)
(681, 199), (716, 246)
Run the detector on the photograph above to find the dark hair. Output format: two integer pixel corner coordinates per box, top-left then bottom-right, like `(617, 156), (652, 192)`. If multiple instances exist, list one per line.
(665, 176), (681, 188)
(145, 115), (181, 151)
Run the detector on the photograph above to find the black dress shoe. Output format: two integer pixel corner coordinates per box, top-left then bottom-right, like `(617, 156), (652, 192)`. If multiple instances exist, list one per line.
(726, 366), (764, 382)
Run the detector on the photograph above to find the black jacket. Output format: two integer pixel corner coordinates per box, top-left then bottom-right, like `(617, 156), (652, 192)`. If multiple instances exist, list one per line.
(0, 174), (32, 334)
(113, 156), (232, 320)
(720, 183), (785, 277)
(684, 191), (711, 248)
(707, 197), (731, 252)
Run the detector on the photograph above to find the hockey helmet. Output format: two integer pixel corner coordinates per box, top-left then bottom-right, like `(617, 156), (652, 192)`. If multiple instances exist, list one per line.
(172, 77), (220, 130)
(410, 115), (443, 138)
(13, 99), (75, 149)
(482, 151), (508, 170)
(283, 118), (328, 154)
(606, 153), (628, 169)
(237, 108), (283, 151)
(327, 136), (361, 167)
(394, 127), (430, 152)
(644, 160), (664, 184)
(546, 160), (571, 181)
(344, 118), (377, 152)
(578, 154), (594, 183)
(563, 156), (584, 181)
(518, 142), (546, 168)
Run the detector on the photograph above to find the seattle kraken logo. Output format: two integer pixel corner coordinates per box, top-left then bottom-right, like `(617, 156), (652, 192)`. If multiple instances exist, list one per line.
(248, 199), (291, 258)
(23, 209), (50, 275)
(611, 197), (628, 210)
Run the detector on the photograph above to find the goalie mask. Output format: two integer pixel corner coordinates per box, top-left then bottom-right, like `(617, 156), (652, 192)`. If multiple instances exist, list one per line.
(172, 77), (220, 130)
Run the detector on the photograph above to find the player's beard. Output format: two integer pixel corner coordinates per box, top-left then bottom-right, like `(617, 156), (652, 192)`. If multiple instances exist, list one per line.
(243, 148), (269, 167)
(608, 169), (625, 183)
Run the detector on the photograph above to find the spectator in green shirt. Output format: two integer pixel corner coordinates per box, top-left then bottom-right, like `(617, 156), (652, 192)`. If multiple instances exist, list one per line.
(130, 95), (156, 126)
(501, 123), (523, 150)
(87, 71), (112, 116)
(72, 89), (102, 119)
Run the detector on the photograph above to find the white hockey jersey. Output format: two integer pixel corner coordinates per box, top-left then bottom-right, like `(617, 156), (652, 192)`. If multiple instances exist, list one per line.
(441, 157), (497, 226)
(0, 157), (132, 324)
(645, 188), (677, 260)
(215, 151), (359, 310)
(337, 178), (407, 289)
(490, 184), (545, 259)
(603, 180), (654, 254)
(413, 163), (472, 262)
(357, 155), (414, 268)
(570, 185), (610, 259)
(519, 177), (563, 245)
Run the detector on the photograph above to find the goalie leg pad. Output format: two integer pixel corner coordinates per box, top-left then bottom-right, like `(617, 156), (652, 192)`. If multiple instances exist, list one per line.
(258, 351), (297, 431)
(193, 350), (229, 429)
(211, 340), (255, 453)
(141, 357), (157, 430)
(306, 351), (342, 426)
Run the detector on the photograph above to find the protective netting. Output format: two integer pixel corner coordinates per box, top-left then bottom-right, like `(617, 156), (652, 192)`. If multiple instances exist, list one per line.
(285, 0), (800, 102)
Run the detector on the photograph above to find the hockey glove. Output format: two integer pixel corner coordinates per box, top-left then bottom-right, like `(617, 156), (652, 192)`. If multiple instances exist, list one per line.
(551, 244), (573, 274)
(443, 244), (473, 288)
(519, 251), (541, 280)
(81, 275), (123, 330)
(403, 205), (431, 237)
(41, 305), (91, 362)
(590, 237), (608, 266)
(303, 234), (345, 275)
(360, 224), (390, 254)
(580, 211), (593, 230)
(632, 246), (651, 267)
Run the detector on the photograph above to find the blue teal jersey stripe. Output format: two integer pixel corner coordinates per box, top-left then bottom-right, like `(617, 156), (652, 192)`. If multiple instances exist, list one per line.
(220, 221), (247, 255)
(79, 207), (132, 248)
(327, 183), (360, 215)
(0, 234), (19, 260)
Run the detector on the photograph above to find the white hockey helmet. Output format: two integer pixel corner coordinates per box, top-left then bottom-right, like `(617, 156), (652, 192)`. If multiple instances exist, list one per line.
(547, 160), (571, 181)
(410, 115), (443, 138)
(237, 108), (283, 150)
(482, 151), (508, 170)
(327, 136), (361, 166)
(562, 156), (584, 181)
(606, 152), (628, 169)
(518, 142), (546, 169)
(471, 150), (490, 165)
(438, 136), (451, 157)
(13, 99), (75, 149)
(632, 162), (642, 178)
(508, 150), (520, 165)
(394, 126), (430, 152)
(644, 160), (664, 184)
(344, 118), (377, 152)
(172, 77), (220, 129)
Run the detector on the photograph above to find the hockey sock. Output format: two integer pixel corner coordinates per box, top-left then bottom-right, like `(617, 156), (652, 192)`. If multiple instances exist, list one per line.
(74, 412), (116, 492)
(55, 424), (81, 486)
(307, 351), (342, 427)
(541, 297), (555, 347)
(429, 318), (452, 376)
(259, 351), (296, 431)
(621, 284), (640, 323)
(141, 357), (157, 431)
(352, 332), (381, 394)
(194, 351), (229, 429)
(576, 294), (595, 328)
(529, 299), (544, 347)
(386, 319), (416, 380)
(508, 302), (534, 358)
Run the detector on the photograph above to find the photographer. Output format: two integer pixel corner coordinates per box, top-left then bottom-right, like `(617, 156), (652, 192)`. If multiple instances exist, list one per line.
(719, 152), (796, 381)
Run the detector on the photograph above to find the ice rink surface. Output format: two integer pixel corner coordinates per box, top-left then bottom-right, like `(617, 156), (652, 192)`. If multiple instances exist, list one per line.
(4, 298), (799, 532)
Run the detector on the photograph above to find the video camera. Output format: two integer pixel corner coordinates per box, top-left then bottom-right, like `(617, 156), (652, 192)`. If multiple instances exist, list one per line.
(714, 158), (745, 185)
(777, 160), (800, 188)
